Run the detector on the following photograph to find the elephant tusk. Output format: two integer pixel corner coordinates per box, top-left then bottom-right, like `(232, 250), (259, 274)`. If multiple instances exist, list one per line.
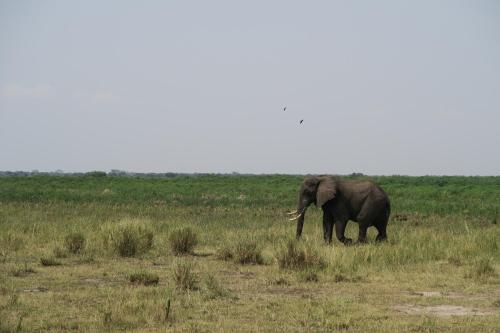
(286, 210), (298, 215)
(288, 213), (303, 221)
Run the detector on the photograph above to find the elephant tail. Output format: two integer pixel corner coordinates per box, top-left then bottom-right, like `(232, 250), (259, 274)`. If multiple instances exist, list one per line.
(385, 199), (391, 220)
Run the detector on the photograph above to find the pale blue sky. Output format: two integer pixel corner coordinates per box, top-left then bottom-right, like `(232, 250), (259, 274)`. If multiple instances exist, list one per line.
(1, 1), (499, 175)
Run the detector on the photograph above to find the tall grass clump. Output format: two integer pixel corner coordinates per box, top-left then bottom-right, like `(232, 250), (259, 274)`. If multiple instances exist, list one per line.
(172, 261), (198, 291)
(102, 219), (154, 257)
(215, 246), (233, 261)
(203, 274), (233, 299)
(276, 240), (325, 270)
(64, 232), (85, 254)
(467, 257), (496, 279)
(40, 257), (62, 266)
(11, 264), (36, 277)
(169, 227), (198, 255)
(129, 271), (160, 286)
(233, 239), (264, 265)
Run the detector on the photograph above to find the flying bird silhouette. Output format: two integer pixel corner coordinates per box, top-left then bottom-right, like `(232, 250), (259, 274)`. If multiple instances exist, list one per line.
(300, 119), (304, 124)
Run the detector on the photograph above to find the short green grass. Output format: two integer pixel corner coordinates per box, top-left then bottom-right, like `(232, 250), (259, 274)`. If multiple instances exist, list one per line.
(0, 175), (499, 332)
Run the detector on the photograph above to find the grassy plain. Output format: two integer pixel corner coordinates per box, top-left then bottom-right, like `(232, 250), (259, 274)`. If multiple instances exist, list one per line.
(0, 175), (499, 332)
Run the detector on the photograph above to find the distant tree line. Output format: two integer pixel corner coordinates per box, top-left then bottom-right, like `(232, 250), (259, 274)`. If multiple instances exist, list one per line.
(0, 170), (250, 178)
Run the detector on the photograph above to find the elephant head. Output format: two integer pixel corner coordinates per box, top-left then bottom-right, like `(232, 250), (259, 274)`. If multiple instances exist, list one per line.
(288, 176), (337, 239)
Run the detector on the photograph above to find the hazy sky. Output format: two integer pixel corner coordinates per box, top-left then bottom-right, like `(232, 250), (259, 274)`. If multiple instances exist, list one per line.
(1, 1), (499, 175)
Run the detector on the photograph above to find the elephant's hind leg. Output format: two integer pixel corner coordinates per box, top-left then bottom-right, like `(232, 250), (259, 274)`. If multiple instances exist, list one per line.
(356, 204), (376, 243)
(374, 212), (389, 242)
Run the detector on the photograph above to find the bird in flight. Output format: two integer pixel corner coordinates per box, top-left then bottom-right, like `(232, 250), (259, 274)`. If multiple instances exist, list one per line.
(300, 119), (304, 124)
(283, 106), (287, 111)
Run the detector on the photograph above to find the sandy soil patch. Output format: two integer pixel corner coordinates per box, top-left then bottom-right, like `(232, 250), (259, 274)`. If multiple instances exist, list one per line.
(393, 304), (492, 317)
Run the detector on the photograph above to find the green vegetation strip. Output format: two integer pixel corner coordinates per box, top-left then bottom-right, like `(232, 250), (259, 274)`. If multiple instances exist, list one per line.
(0, 175), (499, 332)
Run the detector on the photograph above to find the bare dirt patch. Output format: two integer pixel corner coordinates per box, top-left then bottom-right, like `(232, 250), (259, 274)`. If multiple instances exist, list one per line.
(405, 290), (500, 301)
(393, 304), (492, 317)
(83, 278), (105, 284)
(407, 290), (445, 297)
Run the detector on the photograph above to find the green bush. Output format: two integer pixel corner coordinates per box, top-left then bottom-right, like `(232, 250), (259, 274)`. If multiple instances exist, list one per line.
(65, 232), (85, 254)
(102, 219), (154, 257)
(169, 227), (198, 255)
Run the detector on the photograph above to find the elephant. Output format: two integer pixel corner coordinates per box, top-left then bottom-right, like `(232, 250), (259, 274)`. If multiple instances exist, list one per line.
(287, 176), (390, 244)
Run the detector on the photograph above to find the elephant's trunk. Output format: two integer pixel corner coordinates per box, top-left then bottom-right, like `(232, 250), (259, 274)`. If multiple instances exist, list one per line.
(295, 211), (306, 239)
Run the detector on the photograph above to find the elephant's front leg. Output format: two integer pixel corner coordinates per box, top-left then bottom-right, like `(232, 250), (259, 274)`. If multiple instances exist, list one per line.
(335, 220), (352, 245)
(322, 211), (334, 244)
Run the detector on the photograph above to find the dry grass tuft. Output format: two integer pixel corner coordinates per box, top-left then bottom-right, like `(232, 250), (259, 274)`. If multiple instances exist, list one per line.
(203, 274), (233, 299)
(129, 271), (160, 286)
(276, 240), (325, 270)
(233, 240), (264, 265)
(467, 257), (496, 279)
(11, 264), (36, 277)
(40, 257), (62, 266)
(215, 246), (233, 261)
(298, 269), (319, 282)
(169, 227), (198, 255)
(65, 232), (85, 254)
(102, 219), (154, 257)
(172, 261), (198, 291)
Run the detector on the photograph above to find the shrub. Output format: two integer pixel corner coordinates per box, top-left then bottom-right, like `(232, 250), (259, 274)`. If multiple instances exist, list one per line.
(102, 219), (154, 257)
(65, 232), (85, 254)
(129, 271), (159, 286)
(276, 240), (325, 270)
(169, 227), (198, 255)
(172, 261), (198, 291)
(233, 240), (264, 265)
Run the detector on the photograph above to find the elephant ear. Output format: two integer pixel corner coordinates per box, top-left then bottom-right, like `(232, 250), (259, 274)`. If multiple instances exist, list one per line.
(316, 177), (337, 207)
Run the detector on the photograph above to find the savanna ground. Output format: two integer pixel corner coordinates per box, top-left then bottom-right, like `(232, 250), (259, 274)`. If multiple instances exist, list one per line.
(0, 174), (499, 332)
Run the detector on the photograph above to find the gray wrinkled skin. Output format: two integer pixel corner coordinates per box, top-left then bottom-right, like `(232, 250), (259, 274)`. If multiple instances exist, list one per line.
(292, 176), (391, 244)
